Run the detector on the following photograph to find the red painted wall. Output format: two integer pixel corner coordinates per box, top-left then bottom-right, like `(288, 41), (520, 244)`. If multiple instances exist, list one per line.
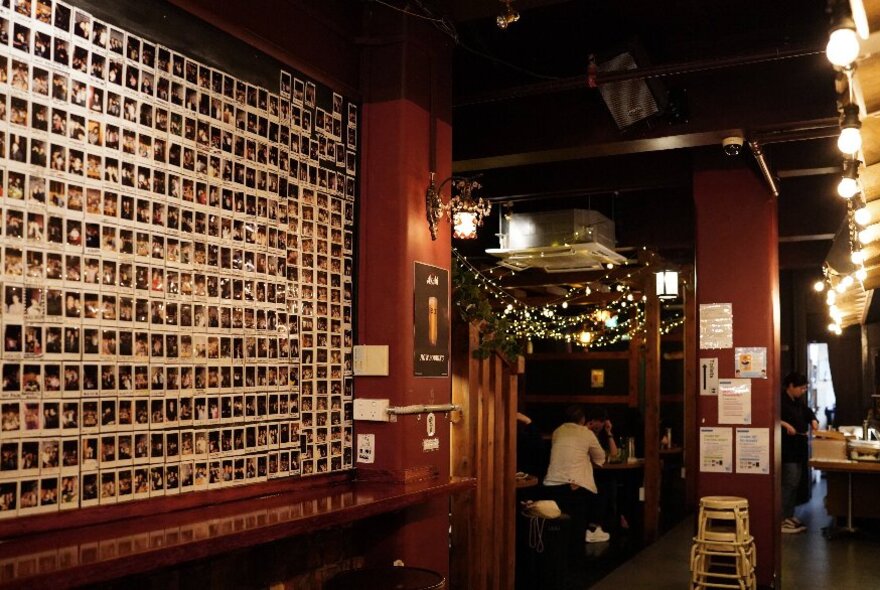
(694, 164), (781, 587)
(354, 13), (455, 576)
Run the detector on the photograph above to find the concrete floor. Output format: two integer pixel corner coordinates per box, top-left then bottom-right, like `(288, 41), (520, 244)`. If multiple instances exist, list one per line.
(586, 478), (880, 589)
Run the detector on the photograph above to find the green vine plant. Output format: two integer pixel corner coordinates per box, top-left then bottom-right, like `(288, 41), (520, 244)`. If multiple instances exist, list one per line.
(452, 260), (523, 361)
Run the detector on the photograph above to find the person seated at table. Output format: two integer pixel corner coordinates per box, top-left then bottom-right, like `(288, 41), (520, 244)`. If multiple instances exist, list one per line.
(543, 404), (610, 543)
(587, 408), (629, 530)
(516, 411), (547, 478)
(587, 408), (619, 460)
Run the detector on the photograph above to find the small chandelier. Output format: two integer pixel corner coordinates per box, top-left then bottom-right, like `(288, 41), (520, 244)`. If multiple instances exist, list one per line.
(655, 270), (679, 300)
(426, 173), (491, 240)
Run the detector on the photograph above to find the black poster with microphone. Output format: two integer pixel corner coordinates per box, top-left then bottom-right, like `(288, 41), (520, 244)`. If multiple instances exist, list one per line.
(413, 262), (449, 377)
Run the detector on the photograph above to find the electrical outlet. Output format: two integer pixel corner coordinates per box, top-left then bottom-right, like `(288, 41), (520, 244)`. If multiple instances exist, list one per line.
(353, 398), (390, 421)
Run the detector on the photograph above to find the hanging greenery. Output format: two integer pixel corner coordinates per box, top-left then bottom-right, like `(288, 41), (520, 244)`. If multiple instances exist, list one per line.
(452, 251), (684, 358)
(452, 259), (523, 361)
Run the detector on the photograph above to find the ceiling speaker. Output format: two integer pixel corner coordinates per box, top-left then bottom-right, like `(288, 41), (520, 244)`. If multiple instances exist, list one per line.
(597, 52), (663, 129)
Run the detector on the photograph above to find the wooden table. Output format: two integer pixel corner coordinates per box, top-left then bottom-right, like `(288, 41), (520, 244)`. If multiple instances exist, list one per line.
(599, 458), (645, 470)
(809, 459), (880, 532)
(515, 474), (539, 489)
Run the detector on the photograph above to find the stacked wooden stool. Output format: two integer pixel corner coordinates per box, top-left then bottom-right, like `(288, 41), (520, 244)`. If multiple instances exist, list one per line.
(689, 496), (756, 590)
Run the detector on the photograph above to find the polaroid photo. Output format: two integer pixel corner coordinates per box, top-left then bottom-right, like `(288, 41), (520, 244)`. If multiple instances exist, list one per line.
(132, 465), (149, 499)
(18, 477), (45, 516)
(117, 363), (132, 395)
(98, 469), (117, 504)
(99, 397), (116, 433)
(116, 397), (132, 431)
(81, 327), (99, 360)
(75, 469), (95, 506)
(165, 431), (179, 464)
(116, 467), (132, 502)
(132, 430), (148, 465)
(148, 432), (164, 467)
(160, 462), (177, 495)
(178, 461), (193, 493)
(149, 363), (164, 395)
(99, 434), (117, 470)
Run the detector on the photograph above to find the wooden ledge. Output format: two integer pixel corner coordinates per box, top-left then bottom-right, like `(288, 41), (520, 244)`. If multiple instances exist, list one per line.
(0, 477), (475, 590)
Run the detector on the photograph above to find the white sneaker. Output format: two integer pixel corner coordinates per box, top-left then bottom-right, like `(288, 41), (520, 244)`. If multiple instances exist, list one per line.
(586, 526), (610, 543)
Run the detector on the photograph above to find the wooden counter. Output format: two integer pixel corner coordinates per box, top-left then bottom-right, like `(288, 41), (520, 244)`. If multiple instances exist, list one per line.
(0, 477), (475, 590)
(809, 459), (880, 521)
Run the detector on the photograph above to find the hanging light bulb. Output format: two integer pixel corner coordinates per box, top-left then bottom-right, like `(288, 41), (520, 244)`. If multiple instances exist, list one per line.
(561, 301), (568, 309)
(813, 280), (826, 292)
(826, 21), (860, 67)
(856, 267), (868, 281)
(842, 275), (854, 288)
(838, 158), (861, 199)
(826, 289), (837, 305)
(851, 249), (865, 265)
(854, 204), (871, 226)
(838, 104), (863, 155)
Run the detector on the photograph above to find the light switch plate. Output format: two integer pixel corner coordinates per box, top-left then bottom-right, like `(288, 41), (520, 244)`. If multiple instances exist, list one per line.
(353, 345), (389, 376)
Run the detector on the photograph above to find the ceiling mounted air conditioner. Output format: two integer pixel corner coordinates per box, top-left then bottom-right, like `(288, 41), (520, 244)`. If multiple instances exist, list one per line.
(487, 209), (627, 272)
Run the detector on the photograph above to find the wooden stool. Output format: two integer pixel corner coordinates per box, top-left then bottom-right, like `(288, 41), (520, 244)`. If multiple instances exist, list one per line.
(690, 496), (755, 590)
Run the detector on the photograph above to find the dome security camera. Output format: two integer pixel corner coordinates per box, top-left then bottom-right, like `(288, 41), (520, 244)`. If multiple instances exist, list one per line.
(722, 136), (745, 156)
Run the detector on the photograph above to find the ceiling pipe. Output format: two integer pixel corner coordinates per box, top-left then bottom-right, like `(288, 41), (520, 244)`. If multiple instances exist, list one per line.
(748, 140), (780, 197)
(456, 44), (823, 107)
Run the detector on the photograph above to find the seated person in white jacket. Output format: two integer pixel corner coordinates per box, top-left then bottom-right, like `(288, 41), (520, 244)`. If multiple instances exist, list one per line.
(543, 404), (610, 543)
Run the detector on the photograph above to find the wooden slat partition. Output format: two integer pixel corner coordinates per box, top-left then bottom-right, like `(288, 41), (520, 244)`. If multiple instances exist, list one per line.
(450, 321), (522, 590)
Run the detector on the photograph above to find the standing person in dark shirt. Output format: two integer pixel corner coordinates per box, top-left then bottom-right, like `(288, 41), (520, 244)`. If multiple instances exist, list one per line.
(780, 372), (818, 534)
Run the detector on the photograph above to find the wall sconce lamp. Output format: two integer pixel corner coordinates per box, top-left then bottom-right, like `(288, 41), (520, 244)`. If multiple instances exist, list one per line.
(496, 0), (520, 30)
(426, 172), (491, 240)
(655, 270), (679, 300)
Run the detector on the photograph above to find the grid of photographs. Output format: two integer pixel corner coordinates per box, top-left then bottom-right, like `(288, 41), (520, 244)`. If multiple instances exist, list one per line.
(0, 0), (356, 519)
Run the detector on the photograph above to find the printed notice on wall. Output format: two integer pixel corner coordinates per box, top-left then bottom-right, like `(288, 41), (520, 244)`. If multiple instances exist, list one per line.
(357, 434), (375, 464)
(736, 428), (770, 474)
(735, 347), (767, 379)
(718, 379), (752, 424)
(699, 303), (733, 349)
(413, 262), (450, 377)
(700, 358), (719, 396)
(700, 427), (733, 473)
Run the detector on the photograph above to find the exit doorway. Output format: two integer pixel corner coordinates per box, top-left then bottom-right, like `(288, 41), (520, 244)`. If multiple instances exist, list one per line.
(807, 342), (836, 429)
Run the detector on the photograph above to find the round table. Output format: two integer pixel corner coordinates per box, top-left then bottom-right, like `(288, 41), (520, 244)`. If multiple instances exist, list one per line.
(325, 566), (446, 590)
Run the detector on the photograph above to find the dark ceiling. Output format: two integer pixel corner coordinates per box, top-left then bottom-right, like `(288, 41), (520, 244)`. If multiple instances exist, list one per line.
(437, 0), (845, 300)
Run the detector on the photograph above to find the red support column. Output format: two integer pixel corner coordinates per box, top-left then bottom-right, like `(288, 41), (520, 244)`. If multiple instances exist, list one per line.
(355, 11), (454, 577)
(694, 163), (781, 588)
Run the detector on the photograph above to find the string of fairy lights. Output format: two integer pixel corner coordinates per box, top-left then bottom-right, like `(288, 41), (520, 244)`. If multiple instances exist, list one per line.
(453, 249), (684, 348)
(812, 3), (873, 335)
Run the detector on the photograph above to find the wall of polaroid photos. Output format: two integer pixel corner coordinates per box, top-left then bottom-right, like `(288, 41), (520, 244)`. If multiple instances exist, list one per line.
(0, 0), (357, 518)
